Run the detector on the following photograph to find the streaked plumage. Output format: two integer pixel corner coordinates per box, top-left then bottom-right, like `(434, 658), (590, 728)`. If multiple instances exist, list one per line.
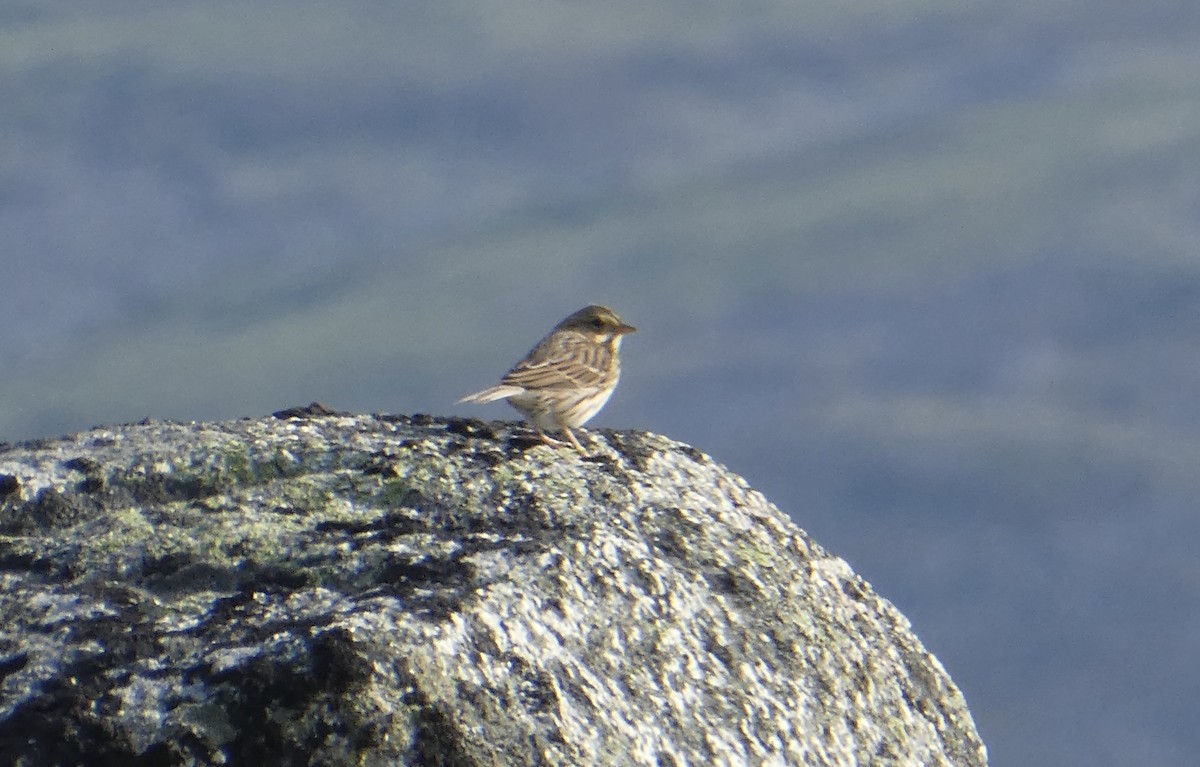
(458, 305), (636, 455)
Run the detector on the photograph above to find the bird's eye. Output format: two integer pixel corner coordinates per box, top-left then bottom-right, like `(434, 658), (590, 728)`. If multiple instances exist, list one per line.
(591, 318), (606, 329)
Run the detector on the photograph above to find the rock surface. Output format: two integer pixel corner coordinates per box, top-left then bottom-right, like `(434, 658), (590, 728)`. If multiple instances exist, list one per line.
(0, 411), (988, 766)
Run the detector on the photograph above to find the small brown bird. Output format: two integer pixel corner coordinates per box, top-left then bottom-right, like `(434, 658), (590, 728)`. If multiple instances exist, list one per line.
(457, 305), (636, 454)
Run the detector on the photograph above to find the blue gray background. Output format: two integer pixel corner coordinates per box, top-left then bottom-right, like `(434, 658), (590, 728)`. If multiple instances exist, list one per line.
(4, 2), (1199, 765)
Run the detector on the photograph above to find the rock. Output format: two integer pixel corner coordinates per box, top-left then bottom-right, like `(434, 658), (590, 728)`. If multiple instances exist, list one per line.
(0, 413), (988, 766)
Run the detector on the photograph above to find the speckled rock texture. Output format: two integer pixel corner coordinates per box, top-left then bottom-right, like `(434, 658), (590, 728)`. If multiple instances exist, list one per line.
(0, 410), (987, 767)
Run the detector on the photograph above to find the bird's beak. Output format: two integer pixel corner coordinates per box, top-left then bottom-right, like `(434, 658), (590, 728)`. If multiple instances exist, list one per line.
(616, 323), (637, 335)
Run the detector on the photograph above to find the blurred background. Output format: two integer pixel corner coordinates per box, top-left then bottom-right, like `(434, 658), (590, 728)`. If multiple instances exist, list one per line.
(3, 1), (1198, 764)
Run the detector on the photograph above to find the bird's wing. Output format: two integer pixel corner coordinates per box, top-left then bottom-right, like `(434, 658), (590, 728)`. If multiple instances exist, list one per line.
(501, 332), (612, 390)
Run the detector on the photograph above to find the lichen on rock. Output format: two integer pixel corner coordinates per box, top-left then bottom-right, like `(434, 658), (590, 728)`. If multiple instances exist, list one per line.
(0, 412), (987, 766)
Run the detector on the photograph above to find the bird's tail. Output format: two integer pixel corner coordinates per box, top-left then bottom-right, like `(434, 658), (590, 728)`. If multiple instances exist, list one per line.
(457, 385), (525, 405)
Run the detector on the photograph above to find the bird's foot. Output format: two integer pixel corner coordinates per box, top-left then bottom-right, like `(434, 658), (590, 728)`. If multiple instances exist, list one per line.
(535, 427), (590, 456)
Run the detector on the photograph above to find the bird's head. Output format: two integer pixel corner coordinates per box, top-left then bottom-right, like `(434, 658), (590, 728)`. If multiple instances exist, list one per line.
(557, 305), (637, 345)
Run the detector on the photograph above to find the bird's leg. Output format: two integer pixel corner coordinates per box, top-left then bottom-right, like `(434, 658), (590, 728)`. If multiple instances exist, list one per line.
(560, 426), (589, 456)
(532, 424), (590, 456)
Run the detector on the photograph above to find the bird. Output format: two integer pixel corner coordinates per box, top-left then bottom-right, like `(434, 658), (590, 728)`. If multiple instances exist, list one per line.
(457, 305), (636, 455)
